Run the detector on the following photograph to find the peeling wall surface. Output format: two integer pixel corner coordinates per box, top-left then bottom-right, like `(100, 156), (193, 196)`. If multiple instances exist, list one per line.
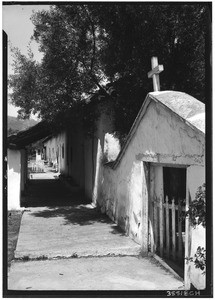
(132, 101), (204, 165)
(187, 166), (205, 289)
(98, 100), (205, 249)
(8, 149), (21, 210)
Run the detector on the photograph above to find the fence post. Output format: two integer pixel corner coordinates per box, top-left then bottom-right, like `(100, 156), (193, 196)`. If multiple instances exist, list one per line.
(165, 196), (170, 258)
(172, 198), (176, 260)
(153, 197), (158, 253)
(159, 196), (164, 257)
(178, 200), (183, 260)
(149, 165), (155, 253)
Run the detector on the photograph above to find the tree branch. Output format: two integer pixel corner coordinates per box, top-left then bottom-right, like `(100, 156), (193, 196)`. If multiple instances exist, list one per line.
(83, 5), (96, 73)
(81, 59), (110, 97)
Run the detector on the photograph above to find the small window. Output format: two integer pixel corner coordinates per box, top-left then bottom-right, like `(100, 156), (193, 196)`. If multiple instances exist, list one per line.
(62, 144), (64, 159)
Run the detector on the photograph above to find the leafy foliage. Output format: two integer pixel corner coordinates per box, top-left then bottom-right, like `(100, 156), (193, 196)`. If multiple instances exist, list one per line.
(186, 183), (206, 228)
(186, 246), (206, 275)
(185, 184), (206, 275)
(9, 48), (40, 119)
(9, 4), (210, 135)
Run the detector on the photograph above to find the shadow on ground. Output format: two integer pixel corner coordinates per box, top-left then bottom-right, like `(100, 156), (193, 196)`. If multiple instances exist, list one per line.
(21, 178), (125, 236)
(21, 179), (88, 207)
(30, 205), (125, 236)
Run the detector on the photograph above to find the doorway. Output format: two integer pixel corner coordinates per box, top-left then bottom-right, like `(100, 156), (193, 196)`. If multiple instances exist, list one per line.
(149, 164), (186, 277)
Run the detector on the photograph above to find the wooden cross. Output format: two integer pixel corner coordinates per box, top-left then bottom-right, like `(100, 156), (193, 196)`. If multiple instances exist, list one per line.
(147, 57), (164, 92)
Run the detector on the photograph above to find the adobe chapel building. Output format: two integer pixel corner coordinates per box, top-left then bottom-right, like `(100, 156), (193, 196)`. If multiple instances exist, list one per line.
(7, 90), (205, 290)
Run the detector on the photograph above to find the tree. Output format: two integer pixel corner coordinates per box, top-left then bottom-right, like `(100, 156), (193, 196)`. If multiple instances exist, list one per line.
(9, 5), (107, 123)
(90, 4), (208, 99)
(9, 47), (40, 119)
(9, 3), (210, 136)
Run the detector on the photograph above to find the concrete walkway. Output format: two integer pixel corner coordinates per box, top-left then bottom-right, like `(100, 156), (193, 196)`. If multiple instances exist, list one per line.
(16, 176), (140, 259)
(8, 169), (184, 290)
(8, 256), (183, 290)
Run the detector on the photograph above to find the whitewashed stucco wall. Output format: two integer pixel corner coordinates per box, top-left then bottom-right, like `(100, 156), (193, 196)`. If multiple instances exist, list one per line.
(130, 101), (204, 165)
(93, 107), (121, 206)
(98, 146), (144, 244)
(8, 149), (21, 210)
(98, 101), (205, 248)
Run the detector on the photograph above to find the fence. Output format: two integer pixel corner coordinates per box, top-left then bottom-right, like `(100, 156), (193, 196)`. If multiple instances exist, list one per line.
(28, 160), (45, 174)
(151, 195), (185, 262)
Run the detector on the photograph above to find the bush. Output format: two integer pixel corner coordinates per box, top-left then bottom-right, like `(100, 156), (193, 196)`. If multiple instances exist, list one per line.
(186, 183), (206, 274)
(186, 183), (206, 228)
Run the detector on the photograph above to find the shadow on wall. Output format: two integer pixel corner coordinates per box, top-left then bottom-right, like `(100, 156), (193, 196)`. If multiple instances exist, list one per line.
(30, 204), (125, 236)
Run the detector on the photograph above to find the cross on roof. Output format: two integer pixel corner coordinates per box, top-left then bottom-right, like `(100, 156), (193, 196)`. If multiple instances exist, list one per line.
(147, 57), (164, 92)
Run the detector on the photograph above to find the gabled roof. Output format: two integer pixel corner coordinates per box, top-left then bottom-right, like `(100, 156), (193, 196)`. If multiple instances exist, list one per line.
(110, 91), (205, 169)
(8, 121), (52, 149)
(150, 91), (205, 133)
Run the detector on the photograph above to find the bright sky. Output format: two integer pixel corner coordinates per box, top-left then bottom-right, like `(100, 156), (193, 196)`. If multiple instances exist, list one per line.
(2, 3), (51, 118)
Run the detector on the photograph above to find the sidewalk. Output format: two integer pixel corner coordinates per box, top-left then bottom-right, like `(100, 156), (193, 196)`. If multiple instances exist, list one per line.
(16, 175), (140, 259)
(15, 203), (141, 259)
(8, 256), (183, 290)
(8, 168), (184, 291)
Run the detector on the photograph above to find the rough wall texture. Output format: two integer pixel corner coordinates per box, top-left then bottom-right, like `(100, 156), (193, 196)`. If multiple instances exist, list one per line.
(97, 148), (144, 244)
(92, 106), (119, 206)
(131, 101), (204, 166)
(98, 101), (205, 249)
(8, 149), (21, 210)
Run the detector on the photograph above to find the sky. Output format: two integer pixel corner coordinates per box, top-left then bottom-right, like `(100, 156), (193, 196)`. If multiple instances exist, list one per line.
(2, 4), (51, 118)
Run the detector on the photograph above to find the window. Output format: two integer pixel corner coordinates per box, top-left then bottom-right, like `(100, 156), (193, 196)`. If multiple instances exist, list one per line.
(62, 144), (64, 159)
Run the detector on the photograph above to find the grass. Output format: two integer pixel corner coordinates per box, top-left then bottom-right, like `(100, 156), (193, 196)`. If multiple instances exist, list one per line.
(8, 210), (23, 267)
